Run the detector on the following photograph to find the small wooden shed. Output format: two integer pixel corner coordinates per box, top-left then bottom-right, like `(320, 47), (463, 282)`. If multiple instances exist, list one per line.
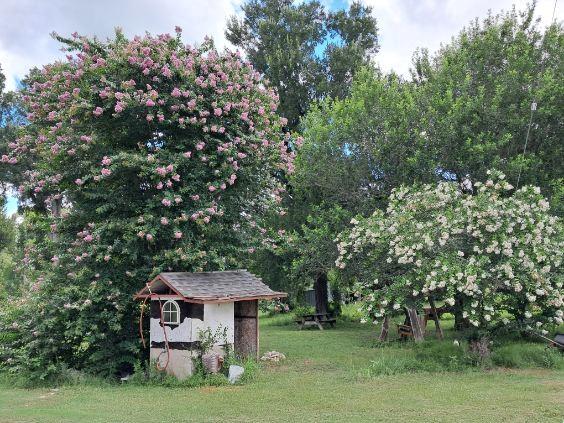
(134, 270), (286, 379)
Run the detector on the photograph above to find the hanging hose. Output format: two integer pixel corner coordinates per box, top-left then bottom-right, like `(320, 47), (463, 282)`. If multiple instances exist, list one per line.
(155, 296), (171, 371)
(138, 283), (171, 371)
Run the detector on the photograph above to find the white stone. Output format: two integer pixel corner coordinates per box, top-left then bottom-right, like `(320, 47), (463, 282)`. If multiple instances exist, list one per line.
(228, 365), (245, 384)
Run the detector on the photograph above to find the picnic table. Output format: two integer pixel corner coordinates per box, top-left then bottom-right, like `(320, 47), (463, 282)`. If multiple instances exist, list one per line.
(295, 313), (336, 330)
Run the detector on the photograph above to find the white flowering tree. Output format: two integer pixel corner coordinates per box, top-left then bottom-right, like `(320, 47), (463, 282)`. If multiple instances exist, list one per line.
(336, 171), (563, 334)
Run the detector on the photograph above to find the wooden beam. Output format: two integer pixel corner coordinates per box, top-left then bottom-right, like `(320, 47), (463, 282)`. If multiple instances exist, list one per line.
(379, 316), (390, 341)
(406, 307), (424, 342)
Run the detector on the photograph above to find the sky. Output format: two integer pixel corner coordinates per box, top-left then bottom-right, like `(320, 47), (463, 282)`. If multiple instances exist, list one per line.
(0, 0), (561, 215)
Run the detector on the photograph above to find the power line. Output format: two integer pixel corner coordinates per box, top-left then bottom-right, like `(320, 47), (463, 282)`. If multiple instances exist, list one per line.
(516, 0), (559, 189)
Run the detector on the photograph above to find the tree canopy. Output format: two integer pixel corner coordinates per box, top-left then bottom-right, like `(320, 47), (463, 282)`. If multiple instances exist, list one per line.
(337, 171), (563, 332)
(226, 0), (379, 129)
(0, 29), (294, 378)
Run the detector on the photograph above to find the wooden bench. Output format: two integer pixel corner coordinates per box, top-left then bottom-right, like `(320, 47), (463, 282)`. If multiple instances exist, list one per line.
(295, 313), (336, 330)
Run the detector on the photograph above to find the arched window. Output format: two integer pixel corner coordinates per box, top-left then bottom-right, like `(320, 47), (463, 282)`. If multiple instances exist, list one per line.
(162, 300), (180, 325)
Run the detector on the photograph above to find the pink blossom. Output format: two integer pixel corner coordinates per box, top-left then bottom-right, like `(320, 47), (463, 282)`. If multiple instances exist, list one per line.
(183, 151), (192, 158)
(172, 174), (180, 182)
(84, 234), (93, 242)
(174, 231), (183, 239)
(171, 87), (181, 97)
(146, 234), (153, 241)
(93, 107), (103, 116)
(208, 185), (216, 192)
(160, 217), (169, 225)
(80, 135), (92, 142)
(174, 196), (182, 204)
(162, 198), (172, 207)
(203, 216), (210, 223)
(214, 108), (222, 116)
(101, 156), (112, 166)
(101, 168), (111, 176)
(191, 194), (200, 201)
(75, 178), (84, 186)
(104, 255), (111, 262)
(166, 164), (173, 173)
(161, 66), (172, 78)
(156, 181), (163, 190)
(196, 141), (205, 150)
(114, 102), (124, 113)
(137, 231), (145, 238)
(146, 99), (155, 107)
(146, 114), (154, 122)
(156, 167), (167, 176)
(237, 152), (247, 159)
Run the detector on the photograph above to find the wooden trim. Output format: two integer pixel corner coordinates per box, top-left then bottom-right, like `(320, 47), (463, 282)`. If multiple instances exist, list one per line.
(133, 275), (185, 300)
(136, 292), (287, 304)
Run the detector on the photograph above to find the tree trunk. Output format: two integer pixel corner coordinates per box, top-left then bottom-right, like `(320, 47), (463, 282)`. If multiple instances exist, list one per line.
(314, 272), (328, 315)
(454, 294), (469, 330)
(331, 285), (342, 316)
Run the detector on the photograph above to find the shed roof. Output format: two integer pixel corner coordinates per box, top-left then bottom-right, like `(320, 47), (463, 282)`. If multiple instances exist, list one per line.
(134, 270), (286, 303)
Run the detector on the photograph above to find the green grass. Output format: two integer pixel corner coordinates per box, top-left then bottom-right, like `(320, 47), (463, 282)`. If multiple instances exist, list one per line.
(0, 315), (563, 422)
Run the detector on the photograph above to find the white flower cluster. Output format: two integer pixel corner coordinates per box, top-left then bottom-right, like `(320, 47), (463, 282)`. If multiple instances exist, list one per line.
(336, 171), (563, 330)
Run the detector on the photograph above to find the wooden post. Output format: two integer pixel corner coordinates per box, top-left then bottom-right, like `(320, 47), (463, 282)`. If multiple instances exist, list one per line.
(406, 307), (424, 342)
(379, 316), (390, 341)
(428, 298), (444, 340)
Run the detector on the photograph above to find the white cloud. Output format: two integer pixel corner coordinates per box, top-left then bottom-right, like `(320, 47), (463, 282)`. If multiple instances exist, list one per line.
(358, 0), (562, 77)
(0, 0), (243, 91)
(0, 0), (561, 90)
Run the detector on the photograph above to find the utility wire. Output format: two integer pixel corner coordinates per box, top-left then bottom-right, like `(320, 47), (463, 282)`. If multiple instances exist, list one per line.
(516, 0), (559, 188)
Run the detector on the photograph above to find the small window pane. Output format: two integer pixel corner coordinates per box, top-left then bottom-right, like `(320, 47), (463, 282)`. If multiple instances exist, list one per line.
(162, 301), (179, 324)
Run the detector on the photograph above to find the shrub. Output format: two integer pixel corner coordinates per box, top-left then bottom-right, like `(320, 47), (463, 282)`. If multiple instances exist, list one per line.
(337, 171), (563, 333)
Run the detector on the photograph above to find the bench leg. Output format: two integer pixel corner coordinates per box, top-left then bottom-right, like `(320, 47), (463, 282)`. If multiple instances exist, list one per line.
(315, 319), (324, 330)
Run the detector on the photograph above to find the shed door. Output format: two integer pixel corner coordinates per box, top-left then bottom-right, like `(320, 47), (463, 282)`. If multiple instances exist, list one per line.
(234, 300), (258, 359)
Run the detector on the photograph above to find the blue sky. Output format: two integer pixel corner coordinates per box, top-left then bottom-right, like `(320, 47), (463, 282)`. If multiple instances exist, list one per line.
(1, 0), (561, 215)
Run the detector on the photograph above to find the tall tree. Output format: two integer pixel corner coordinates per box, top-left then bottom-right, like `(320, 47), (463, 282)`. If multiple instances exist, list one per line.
(412, 6), (563, 211)
(226, 0), (379, 129)
(0, 64), (26, 203)
(0, 30), (294, 379)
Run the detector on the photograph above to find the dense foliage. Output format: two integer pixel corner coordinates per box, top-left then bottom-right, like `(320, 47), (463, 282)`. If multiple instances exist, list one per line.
(336, 171), (563, 332)
(0, 29), (294, 379)
(412, 7), (563, 207)
(226, 0), (379, 129)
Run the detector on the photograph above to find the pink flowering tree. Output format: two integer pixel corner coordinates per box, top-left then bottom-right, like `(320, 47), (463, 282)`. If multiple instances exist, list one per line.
(1, 29), (295, 378)
(336, 171), (563, 334)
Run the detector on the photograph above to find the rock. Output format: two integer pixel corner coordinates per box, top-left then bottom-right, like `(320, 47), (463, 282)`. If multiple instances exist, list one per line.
(228, 365), (245, 384)
(202, 353), (220, 374)
(260, 351), (286, 362)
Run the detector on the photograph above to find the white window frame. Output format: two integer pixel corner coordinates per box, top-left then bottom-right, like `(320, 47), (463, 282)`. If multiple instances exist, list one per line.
(162, 300), (180, 325)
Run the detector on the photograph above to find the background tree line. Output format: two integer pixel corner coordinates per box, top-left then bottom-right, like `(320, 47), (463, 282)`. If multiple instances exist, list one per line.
(0, 1), (562, 332)
(226, 2), (563, 311)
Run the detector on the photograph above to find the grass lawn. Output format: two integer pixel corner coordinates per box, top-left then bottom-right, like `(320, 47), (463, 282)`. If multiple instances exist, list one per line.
(0, 314), (562, 422)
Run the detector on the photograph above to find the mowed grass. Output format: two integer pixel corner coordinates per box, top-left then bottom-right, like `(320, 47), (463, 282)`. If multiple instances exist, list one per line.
(0, 315), (563, 423)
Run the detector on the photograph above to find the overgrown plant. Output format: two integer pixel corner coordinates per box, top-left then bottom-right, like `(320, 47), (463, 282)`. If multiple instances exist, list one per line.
(336, 171), (563, 333)
(0, 28), (296, 380)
